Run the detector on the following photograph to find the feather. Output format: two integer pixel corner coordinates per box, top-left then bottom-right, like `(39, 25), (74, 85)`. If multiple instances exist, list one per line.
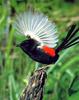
(15, 11), (58, 48)
(56, 24), (79, 52)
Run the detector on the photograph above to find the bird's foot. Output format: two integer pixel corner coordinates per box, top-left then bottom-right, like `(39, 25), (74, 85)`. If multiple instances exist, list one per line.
(35, 65), (50, 72)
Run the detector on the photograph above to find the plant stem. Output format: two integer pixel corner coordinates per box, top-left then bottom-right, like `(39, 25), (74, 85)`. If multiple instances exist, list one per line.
(20, 69), (47, 100)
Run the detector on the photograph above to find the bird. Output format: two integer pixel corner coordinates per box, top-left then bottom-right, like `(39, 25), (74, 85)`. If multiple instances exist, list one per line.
(15, 11), (79, 64)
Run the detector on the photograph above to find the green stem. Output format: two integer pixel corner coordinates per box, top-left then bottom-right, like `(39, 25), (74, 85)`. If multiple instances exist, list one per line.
(60, 56), (79, 73)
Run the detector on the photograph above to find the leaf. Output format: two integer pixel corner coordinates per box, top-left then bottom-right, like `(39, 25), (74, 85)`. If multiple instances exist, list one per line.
(68, 75), (79, 96)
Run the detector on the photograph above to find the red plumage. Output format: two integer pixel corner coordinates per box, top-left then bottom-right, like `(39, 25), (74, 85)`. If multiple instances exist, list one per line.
(42, 46), (56, 57)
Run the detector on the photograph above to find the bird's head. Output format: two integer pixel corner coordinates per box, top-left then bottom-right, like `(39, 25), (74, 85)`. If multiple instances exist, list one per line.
(16, 38), (41, 52)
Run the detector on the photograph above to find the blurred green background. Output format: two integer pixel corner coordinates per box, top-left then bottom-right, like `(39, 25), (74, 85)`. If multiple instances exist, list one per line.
(0, 0), (79, 100)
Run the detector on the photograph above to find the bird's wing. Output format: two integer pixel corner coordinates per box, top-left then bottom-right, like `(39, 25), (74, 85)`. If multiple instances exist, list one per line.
(15, 11), (58, 48)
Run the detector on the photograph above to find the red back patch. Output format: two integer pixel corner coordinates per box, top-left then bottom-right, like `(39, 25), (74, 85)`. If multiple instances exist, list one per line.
(42, 45), (56, 57)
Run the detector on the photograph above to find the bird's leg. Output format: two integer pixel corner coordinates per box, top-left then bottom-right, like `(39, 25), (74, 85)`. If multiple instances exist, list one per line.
(35, 65), (51, 72)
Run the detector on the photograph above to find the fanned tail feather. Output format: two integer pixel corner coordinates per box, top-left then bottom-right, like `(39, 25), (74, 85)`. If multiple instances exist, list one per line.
(56, 24), (79, 53)
(15, 11), (58, 48)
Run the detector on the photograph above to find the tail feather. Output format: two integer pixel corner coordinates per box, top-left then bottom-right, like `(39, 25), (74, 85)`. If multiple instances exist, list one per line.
(64, 24), (76, 41)
(56, 24), (79, 53)
(65, 27), (79, 46)
(65, 36), (79, 47)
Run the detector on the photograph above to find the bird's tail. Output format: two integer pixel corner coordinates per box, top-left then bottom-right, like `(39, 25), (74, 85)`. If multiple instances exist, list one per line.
(56, 24), (79, 53)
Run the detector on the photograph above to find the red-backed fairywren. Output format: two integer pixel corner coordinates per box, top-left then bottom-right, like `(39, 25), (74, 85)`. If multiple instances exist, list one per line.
(15, 11), (79, 64)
